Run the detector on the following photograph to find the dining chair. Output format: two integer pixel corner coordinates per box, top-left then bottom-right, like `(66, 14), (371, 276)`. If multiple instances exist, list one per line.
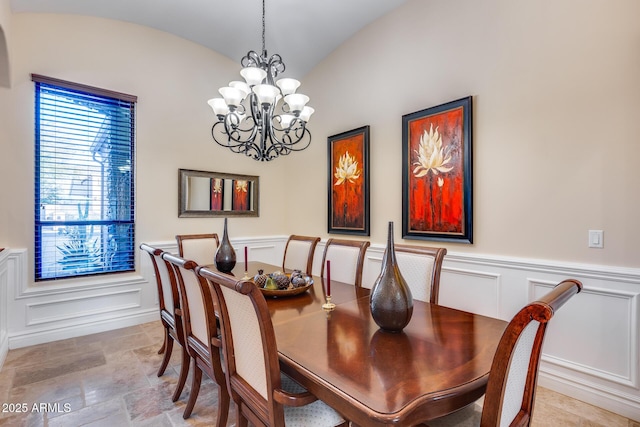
(175, 233), (219, 267)
(320, 238), (370, 287)
(392, 244), (447, 304)
(197, 265), (348, 427)
(162, 253), (230, 426)
(426, 279), (583, 427)
(139, 243), (189, 402)
(282, 235), (321, 275)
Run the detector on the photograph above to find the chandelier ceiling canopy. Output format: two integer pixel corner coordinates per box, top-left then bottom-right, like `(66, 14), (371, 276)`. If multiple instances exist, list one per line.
(208, 0), (313, 162)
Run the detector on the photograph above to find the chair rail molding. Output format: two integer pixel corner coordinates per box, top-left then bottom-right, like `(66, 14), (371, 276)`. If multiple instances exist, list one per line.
(0, 238), (638, 421)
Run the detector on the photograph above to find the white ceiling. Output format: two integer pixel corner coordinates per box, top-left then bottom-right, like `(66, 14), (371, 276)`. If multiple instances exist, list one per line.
(10, 0), (409, 77)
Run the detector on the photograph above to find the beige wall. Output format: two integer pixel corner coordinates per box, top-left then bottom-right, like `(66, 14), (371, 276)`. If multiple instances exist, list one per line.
(1, 0), (639, 279)
(0, 13), (292, 278)
(295, 0), (640, 268)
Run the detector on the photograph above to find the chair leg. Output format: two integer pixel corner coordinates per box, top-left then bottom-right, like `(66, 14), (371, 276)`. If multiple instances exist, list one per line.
(236, 404), (248, 427)
(158, 327), (168, 354)
(211, 346), (230, 427)
(156, 334), (174, 377)
(183, 364), (202, 419)
(172, 347), (190, 402)
(215, 382), (230, 427)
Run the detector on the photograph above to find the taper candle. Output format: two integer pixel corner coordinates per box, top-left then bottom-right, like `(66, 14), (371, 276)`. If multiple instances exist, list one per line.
(244, 246), (248, 269)
(327, 260), (331, 296)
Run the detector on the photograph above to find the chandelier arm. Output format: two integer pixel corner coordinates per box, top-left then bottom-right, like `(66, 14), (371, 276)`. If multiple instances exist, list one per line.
(266, 120), (312, 151)
(212, 121), (262, 158)
(249, 94), (262, 127)
(241, 50), (262, 68)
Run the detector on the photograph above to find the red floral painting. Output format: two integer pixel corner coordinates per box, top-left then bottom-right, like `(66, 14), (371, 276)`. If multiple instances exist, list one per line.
(402, 97), (472, 243)
(232, 179), (251, 211)
(328, 126), (370, 235)
(210, 178), (224, 211)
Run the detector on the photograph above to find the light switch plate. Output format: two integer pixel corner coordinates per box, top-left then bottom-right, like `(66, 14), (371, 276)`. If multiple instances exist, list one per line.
(588, 230), (604, 248)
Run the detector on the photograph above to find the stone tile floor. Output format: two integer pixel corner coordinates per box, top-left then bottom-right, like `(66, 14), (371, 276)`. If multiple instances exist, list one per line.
(0, 321), (637, 426)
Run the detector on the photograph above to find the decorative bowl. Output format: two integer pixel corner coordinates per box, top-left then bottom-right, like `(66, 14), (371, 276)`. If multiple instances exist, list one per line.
(259, 274), (313, 298)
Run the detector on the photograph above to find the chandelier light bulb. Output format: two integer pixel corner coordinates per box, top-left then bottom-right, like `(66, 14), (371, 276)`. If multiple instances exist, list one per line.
(279, 114), (295, 129)
(240, 67), (267, 86)
(219, 87), (243, 108)
(276, 78), (301, 96)
(208, 98), (230, 116)
(229, 81), (251, 99)
(253, 84), (280, 106)
(284, 94), (310, 113)
(299, 106), (315, 122)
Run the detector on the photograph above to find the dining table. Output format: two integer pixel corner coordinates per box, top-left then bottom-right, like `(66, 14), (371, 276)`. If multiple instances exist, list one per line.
(224, 261), (508, 426)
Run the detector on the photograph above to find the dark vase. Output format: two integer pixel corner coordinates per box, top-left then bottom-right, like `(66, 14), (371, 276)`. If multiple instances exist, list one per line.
(215, 218), (236, 273)
(369, 221), (413, 332)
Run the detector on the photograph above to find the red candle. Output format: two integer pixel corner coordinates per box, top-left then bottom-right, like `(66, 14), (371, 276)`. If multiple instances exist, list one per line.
(244, 246), (248, 269)
(326, 260), (331, 296)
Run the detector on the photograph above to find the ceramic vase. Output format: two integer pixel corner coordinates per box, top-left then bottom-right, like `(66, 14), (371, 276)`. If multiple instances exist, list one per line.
(369, 221), (413, 332)
(215, 218), (236, 273)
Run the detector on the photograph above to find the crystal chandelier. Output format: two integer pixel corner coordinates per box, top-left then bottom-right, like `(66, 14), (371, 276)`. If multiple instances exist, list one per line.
(208, 0), (313, 162)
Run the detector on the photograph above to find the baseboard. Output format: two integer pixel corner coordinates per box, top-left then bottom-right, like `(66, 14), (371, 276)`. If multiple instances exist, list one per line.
(539, 369), (640, 422)
(8, 309), (158, 349)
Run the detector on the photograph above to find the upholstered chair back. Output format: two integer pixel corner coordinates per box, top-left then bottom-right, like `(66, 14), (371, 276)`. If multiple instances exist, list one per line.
(321, 239), (370, 287)
(283, 235), (321, 275)
(176, 233), (219, 267)
(199, 266), (347, 427)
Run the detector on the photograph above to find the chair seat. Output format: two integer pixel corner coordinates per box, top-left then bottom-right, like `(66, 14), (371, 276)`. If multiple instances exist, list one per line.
(426, 401), (482, 427)
(280, 373), (345, 427)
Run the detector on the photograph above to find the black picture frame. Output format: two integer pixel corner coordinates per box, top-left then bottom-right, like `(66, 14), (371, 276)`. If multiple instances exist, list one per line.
(327, 126), (370, 236)
(402, 97), (473, 243)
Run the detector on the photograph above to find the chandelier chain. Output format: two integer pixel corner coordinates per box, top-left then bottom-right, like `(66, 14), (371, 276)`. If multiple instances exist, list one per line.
(262, 0), (266, 54)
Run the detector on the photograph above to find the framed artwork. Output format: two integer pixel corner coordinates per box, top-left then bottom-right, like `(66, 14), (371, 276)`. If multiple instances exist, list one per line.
(210, 177), (224, 211)
(232, 179), (251, 211)
(402, 96), (473, 243)
(328, 126), (370, 235)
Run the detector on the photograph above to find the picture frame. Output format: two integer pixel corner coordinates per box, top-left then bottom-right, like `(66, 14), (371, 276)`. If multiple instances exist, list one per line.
(231, 179), (251, 211)
(210, 177), (224, 211)
(402, 96), (473, 243)
(328, 125), (370, 235)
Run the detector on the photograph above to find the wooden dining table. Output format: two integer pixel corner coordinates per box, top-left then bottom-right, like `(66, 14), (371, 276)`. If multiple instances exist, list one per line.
(225, 261), (508, 426)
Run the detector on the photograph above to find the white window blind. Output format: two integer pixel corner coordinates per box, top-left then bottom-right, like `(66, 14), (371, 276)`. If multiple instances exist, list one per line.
(33, 74), (137, 281)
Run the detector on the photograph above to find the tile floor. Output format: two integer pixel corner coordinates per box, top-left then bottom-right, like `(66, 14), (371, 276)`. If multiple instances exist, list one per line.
(0, 321), (637, 426)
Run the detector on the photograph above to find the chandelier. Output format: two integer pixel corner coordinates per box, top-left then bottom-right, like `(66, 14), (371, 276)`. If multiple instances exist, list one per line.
(208, 0), (313, 162)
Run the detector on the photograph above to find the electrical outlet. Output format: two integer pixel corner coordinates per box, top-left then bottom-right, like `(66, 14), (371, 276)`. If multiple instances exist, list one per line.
(588, 230), (604, 248)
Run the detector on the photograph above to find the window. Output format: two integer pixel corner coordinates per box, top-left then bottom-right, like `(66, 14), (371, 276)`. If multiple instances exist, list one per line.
(33, 74), (136, 281)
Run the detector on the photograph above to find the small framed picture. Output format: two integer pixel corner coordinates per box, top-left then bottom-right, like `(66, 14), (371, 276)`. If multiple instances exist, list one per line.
(232, 179), (251, 211)
(210, 177), (224, 211)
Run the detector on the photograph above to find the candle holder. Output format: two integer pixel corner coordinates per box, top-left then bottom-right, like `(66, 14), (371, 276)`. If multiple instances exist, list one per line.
(322, 295), (336, 311)
(242, 271), (251, 280)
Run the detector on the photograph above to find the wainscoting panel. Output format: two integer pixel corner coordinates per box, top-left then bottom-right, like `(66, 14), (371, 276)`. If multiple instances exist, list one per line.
(25, 289), (143, 326)
(5, 249), (158, 350)
(0, 250), (9, 369)
(534, 280), (638, 387)
(439, 267), (501, 318)
(1, 238), (639, 420)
